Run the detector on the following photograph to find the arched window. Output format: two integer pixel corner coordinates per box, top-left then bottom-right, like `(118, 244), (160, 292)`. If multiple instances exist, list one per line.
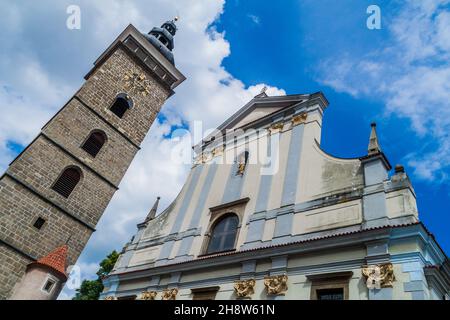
(51, 167), (82, 198)
(110, 93), (132, 118)
(81, 130), (106, 157)
(207, 214), (239, 254)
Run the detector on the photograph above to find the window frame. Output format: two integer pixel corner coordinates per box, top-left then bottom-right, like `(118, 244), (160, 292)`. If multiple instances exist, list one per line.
(41, 275), (58, 295)
(80, 129), (107, 158)
(51, 166), (82, 198)
(32, 216), (46, 230)
(307, 271), (353, 300)
(191, 286), (220, 300)
(200, 198), (249, 256)
(205, 213), (240, 254)
(109, 93), (133, 119)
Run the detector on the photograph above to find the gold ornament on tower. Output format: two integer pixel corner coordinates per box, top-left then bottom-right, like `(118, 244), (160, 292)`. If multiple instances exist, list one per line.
(123, 72), (152, 97)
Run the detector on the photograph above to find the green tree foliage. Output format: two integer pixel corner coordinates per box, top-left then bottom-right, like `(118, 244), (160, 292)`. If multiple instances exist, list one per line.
(72, 250), (119, 300)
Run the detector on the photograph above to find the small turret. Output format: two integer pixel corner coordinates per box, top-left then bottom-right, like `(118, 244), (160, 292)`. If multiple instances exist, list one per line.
(10, 245), (68, 300)
(142, 18), (178, 65)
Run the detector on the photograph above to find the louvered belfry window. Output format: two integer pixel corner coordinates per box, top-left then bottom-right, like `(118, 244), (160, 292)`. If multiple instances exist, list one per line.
(52, 167), (81, 198)
(81, 131), (106, 157)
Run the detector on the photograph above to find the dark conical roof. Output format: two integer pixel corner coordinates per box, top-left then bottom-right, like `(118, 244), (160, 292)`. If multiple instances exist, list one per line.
(142, 19), (178, 65)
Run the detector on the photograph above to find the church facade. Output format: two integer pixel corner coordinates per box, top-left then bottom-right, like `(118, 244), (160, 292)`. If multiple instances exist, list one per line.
(102, 91), (449, 300)
(0, 20), (185, 299)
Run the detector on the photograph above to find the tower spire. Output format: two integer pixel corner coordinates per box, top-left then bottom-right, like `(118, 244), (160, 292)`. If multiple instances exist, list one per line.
(368, 122), (382, 155)
(144, 196), (160, 223)
(142, 18), (178, 65)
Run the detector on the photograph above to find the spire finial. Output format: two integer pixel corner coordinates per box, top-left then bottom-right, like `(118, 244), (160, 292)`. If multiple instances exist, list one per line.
(255, 85), (268, 98)
(368, 122), (382, 155)
(144, 196), (161, 223)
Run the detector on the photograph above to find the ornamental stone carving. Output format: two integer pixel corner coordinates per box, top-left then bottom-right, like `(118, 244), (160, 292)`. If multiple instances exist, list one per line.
(140, 291), (157, 300)
(104, 296), (117, 300)
(212, 146), (224, 157)
(161, 288), (178, 300)
(268, 122), (284, 135)
(362, 263), (395, 289)
(123, 72), (152, 97)
(264, 274), (288, 295)
(234, 279), (256, 297)
(292, 113), (307, 126)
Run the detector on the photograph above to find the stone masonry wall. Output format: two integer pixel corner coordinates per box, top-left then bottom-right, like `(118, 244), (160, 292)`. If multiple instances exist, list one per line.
(76, 46), (171, 146)
(0, 39), (173, 299)
(6, 137), (115, 227)
(0, 243), (31, 300)
(42, 98), (138, 186)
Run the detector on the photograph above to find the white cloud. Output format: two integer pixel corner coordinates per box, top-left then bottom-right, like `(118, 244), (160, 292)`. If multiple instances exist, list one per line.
(318, 0), (450, 182)
(0, 0), (284, 299)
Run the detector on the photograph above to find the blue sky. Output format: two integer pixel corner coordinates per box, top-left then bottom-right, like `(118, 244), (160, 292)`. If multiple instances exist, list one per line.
(0, 0), (449, 298)
(214, 0), (450, 250)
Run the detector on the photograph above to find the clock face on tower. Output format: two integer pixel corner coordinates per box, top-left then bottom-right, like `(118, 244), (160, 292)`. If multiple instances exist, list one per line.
(123, 72), (152, 97)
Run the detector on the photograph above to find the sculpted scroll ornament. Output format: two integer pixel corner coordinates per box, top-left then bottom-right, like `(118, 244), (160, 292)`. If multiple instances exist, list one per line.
(161, 288), (178, 300)
(104, 296), (117, 300)
(292, 113), (307, 126)
(123, 72), (152, 97)
(212, 146), (224, 157)
(140, 291), (157, 300)
(268, 122), (284, 135)
(234, 279), (256, 297)
(362, 263), (395, 289)
(264, 274), (288, 295)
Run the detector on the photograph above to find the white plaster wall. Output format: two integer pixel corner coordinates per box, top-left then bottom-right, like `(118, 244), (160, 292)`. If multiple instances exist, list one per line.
(292, 200), (362, 235)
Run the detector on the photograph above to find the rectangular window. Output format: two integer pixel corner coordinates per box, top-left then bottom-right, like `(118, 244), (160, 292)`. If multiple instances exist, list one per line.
(307, 271), (353, 300)
(33, 217), (46, 230)
(42, 279), (55, 293)
(191, 287), (220, 300)
(316, 288), (344, 300)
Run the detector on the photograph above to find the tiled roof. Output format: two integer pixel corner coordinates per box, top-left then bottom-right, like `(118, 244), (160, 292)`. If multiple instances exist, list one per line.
(29, 245), (68, 280)
(112, 222), (426, 277)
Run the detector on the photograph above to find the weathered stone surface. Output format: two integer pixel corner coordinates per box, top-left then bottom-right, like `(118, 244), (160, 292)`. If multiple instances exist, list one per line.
(0, 40), (172, 300)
